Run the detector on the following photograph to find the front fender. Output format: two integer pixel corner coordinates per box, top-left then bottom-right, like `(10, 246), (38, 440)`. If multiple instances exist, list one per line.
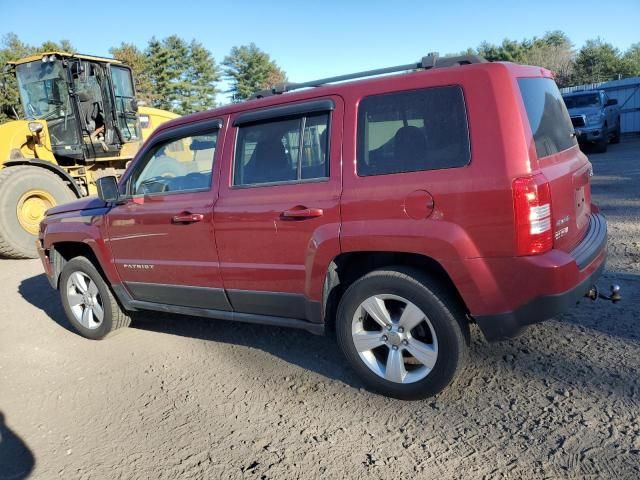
(42, 208), (121, 287)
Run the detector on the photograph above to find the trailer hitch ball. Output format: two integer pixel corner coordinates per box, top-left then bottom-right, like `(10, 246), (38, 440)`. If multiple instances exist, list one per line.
(609, 284), (621, 303)
(586, 284), (622, 303)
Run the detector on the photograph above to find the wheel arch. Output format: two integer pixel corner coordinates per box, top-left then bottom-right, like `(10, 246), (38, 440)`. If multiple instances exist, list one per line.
(48, 242), (103, 289)
(4, 159), (82, 197)
(322, 251), (470, 333)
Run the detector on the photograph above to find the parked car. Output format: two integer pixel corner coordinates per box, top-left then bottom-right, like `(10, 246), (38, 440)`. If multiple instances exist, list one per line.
(563, 90), (621, 152)
(37, 56), (608, 400)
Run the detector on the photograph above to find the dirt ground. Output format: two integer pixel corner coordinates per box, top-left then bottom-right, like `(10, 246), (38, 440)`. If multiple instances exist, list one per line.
(1, 139), (639, 480)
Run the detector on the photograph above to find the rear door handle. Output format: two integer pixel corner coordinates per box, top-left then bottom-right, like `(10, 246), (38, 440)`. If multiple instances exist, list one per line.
(281, 207), (324, 219)
(172, 212), (204, 224)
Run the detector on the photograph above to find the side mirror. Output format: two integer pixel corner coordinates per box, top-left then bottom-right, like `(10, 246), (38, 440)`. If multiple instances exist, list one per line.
(96, 176), (120, 202)
(130, 98), (138, 112)
(606, 98), (618, 106)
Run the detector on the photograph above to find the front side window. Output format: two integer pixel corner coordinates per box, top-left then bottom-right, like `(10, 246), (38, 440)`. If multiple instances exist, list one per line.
(130, 131), (218, 196)
(357, 86), (470, 176)
(234, 112), (330, 186)
(519, 78), (577, 158)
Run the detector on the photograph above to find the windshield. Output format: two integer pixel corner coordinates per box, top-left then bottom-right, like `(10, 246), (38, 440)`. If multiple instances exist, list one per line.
(563, 93), (601, 109)
(15, 60), (80, 146)
(16, 60), (70, 120)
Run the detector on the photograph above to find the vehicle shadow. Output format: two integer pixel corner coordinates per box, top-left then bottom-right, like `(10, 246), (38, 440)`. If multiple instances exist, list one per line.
(17, 273), (73, 332)
(18, 270), (639, 395)
(17, 272), (364, 388)
(133, 311), (365, 389)
(0, 412), (35, 480)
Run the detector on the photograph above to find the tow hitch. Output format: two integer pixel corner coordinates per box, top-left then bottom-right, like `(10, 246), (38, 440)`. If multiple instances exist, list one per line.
(586, 284), (621, 303)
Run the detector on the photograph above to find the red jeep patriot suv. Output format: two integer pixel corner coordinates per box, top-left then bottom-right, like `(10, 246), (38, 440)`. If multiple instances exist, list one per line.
(38, 55), (608, 399)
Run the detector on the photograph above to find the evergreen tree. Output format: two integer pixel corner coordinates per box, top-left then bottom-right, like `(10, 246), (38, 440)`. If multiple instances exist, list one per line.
(622, 43), (640, 77)
(182, 40), (219, 113)
(222, 43), (286, 102)
(574, 39), (634, 84)
(145, 37), (173, 111)
(110, 42), (153, 104)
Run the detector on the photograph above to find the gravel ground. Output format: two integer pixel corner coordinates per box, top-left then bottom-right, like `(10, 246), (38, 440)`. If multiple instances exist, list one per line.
(1, 139), (639, 480)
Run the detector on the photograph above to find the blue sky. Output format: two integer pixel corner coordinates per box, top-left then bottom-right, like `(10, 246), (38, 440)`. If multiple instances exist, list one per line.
(2, 0), (638, 98)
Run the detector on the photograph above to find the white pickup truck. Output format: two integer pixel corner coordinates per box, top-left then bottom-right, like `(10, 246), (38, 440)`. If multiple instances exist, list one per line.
(563, 90), (621, 153)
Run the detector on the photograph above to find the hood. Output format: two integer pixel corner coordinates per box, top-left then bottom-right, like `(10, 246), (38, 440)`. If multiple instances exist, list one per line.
(46, 195), (108, 216)
(566, 106), (601, 117)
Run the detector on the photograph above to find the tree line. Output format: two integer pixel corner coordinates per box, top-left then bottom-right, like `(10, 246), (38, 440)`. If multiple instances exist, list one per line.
(466, 31), (640, 88)
(1, 30), (639, 123)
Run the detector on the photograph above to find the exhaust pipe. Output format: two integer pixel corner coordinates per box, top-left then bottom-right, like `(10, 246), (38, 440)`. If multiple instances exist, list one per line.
(586, 284), (621, 303)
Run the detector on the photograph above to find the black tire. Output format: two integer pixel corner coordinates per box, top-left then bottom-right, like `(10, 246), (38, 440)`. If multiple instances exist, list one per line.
(0, 166), (76, 259)
(594, 139), (608, 153)
(611, 122), (621, 144)
(59, 256), (131, 340)
(336, 267), (469, 400)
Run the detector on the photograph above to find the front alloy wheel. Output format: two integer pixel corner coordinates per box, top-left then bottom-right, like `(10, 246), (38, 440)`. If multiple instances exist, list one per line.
(66, 271), (104, 330)
(59, 256), (131, 339)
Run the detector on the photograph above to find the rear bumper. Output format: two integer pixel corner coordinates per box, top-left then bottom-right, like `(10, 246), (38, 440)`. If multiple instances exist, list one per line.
(473, 213), (607, 341)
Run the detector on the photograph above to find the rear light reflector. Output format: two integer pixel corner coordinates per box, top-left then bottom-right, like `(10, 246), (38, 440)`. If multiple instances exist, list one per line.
(513, 174), (553, 255)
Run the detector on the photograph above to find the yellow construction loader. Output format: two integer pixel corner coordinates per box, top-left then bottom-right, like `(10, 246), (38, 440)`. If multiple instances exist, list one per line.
(0, 52), (178, 258)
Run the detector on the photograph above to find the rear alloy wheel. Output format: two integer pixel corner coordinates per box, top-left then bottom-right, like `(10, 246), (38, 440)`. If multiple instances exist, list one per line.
(351, 294), (439, 384)
(59, 256), (131, 339)
(336, 267), (468, 400)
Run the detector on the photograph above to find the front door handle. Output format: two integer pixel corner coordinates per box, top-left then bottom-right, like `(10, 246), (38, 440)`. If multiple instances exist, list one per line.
(281, 207), (324, 219)
(172, 212), (204, 224)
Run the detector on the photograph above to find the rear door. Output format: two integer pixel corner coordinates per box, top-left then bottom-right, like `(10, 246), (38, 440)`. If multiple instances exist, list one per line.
(213, 98), (343, 321)
(105, 119), (231, 310)
(518, 77), (591, 252)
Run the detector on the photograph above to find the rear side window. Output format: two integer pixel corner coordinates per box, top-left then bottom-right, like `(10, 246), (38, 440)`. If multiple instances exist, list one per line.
(234, 113), (330, 186)
(357, 86), (470, 176)
(518, 78), (577, 158)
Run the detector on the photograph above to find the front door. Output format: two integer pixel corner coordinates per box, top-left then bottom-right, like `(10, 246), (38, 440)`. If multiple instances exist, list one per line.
(214, 98), (343, 321)
(106, 119), (230, 311)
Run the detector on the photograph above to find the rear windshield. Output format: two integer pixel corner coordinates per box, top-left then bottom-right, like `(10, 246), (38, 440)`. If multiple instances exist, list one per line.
(518, 78), (577, 158)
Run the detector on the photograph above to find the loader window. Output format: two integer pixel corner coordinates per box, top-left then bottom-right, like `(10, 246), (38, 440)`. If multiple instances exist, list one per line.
(15, 60), (79, 146)
(111, 66), (140, 141)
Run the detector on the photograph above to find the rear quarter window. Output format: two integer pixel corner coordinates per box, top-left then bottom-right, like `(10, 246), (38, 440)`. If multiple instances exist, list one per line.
(518, 78), (577, 158)
(357, 86), (470, 176)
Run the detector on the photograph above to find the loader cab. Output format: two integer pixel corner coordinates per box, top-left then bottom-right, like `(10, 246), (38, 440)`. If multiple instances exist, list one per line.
(13, 53), (141, 164)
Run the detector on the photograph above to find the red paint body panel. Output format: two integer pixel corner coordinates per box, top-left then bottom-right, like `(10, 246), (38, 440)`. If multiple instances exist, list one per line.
(214, 96), (344, 301)
(37, 61), (606, 331)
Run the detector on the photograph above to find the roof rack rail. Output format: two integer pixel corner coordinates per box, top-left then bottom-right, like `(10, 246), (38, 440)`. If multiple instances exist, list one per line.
(250, 53), (487, 99)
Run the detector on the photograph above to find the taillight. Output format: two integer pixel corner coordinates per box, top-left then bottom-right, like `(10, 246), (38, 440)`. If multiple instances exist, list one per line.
(513, 174), (553, 255)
